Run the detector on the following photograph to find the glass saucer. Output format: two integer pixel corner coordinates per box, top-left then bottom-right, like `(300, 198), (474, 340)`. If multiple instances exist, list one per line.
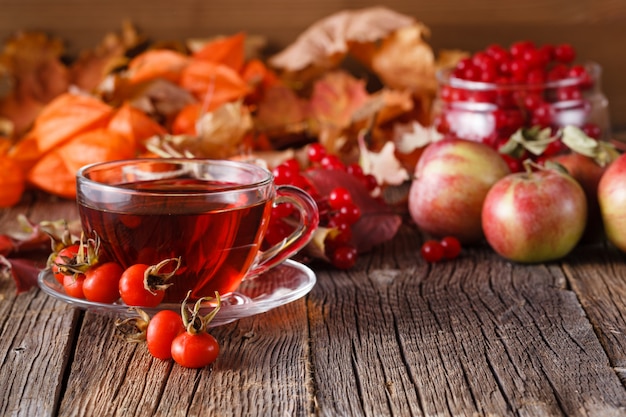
(38, 259), (316, 327)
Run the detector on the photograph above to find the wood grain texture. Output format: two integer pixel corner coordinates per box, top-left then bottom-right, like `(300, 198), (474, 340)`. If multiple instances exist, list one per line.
(308, 225), (626, 416)
(3, 194), (626, 415)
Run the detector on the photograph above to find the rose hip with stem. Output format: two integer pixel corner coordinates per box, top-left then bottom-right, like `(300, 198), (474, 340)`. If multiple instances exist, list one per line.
(171, 291), (221, 369)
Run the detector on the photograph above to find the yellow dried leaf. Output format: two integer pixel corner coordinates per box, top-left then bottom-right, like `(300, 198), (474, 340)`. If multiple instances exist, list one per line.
(269, 7), (415, 73)
(370, 23), (436, 95)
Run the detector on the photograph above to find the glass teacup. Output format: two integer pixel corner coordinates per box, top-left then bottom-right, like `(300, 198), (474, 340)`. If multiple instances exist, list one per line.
(76, 158), (319, 303)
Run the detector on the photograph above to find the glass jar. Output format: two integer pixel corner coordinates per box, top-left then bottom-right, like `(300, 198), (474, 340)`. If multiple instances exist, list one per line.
(433, 62), (611, 151)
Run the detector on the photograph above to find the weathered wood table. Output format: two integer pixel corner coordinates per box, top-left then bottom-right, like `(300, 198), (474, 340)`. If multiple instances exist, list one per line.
(2, 191), (626, 416)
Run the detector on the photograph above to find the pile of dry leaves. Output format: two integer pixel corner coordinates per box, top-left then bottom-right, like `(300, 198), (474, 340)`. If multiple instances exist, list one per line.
(0, 6), (465, 203)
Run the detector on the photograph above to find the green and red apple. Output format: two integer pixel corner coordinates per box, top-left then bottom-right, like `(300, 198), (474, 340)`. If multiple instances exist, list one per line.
(598, 152), (626, 253)
(408, 137), (510, 244)
(482, 163), (587, 263)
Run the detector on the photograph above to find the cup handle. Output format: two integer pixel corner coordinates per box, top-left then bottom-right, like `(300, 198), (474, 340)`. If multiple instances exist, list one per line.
(246, 185), (319, 279)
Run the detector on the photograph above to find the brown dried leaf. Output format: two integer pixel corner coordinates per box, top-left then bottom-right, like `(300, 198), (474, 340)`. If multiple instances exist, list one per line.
(309, 70), (369, 130)
(0, 31), (69, 103)
(254, 83), (308, 132)
(369, 23), (436, 95)
(0, 31), (70, 134)
(70, 20), (144, 93)
(168, 101), (253, 158)
(125, 78), (196, 120)
(269, 7), (415, 73)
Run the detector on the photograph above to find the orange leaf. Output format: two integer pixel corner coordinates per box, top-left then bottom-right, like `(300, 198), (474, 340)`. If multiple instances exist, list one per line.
(7, 131), (42, 175)
(61, 128), (136, 174)
(179, 60), (251, 105)
(0, 153), (26, 207)
(309, 71), (369, 129)
(241, 58), (279, 88)
(192, 32), (246, 72)
(108, 103), (167, 149)
(27, 149), (76, 199)
(127, 49), (190, 85)
(241, 58), (280, 104)
(171, 102), (201, 135)
(33, 93), (113, 153)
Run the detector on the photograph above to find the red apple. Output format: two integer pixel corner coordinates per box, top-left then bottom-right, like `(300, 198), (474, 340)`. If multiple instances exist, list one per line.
(549, 153), (611, 243)
(482, 165), (587, 263)
(408, 138), (510, 243)
(598, 153), (626, 253)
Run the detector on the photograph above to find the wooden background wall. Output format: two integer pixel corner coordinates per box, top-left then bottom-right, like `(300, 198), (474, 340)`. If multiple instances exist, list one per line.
(1, 0), (625, 132)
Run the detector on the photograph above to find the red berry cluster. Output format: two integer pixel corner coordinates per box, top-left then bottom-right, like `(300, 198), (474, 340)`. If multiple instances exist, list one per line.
(435, 41), (603, 163)
(267, 143), (379, 270)
(420, 236), (462, 263)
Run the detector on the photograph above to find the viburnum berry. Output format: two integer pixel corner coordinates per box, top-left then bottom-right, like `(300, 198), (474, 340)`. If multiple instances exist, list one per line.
(421, 237), (463, 262)
(329, 244), (358, 270)
(320, 154), (345, 171)
(272, 163), (295, 186)
(328, 187), (352, 210)
(420, 240), (445, 263)
(307, 143), (327, 163)
(440, 236), (462, 260)
(554, 43), (576, 64)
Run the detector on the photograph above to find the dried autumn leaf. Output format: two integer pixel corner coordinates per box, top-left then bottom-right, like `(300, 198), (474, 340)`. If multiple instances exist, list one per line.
(0, 216), (80, 293)
(27, 148), (76, 199)
(7, 131), (42, 175)
(306, 70), (370, 152)
(127, 49), (190, 85)
(369, 23), (436, 95)
(196, 101), (253, 155)
(70, 20), (144, 92)
(0, 151), (25, 207)
(0, 31), (70, 135)
(394, 120), (443, 154)
(1, 256), (43, 294)
(107, 103), (167, 149)
(192, 32), (247, 72)
(32, 92), (114, 153)
(166, 101), (253, 159)
(126, 78), (196, 121)
(269, 6), (415, 73)
(358, 133), (410, 186)
(255, 83), (308, 133)
(0, 31), (69, 104)
(179, 60), (251, 106)
(391, 121), (443, 174)
(171, 102), (202, 136)
(61, 127), (136, 174)
(309, 70), (369, 130)
(0, 94), (44, 139)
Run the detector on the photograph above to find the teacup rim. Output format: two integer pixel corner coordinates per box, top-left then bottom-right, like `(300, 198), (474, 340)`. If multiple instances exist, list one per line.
(76, 157), (274, 195)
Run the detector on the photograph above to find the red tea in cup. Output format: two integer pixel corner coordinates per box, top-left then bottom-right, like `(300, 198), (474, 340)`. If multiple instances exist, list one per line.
(76, 159), (319, 303)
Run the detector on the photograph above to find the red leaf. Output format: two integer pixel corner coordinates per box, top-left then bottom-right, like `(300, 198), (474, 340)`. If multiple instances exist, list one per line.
(304, 168), (401, 253)
(1, 256), (42, 294)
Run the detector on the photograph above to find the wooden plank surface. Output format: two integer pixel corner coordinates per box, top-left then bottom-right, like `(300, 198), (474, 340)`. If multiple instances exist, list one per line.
(3, 194), (626, 416)
(309, 225), (626, 416)
(1, 0), (625, 129)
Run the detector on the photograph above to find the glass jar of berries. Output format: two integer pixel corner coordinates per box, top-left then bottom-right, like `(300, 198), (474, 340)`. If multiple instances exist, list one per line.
(433, 41), (611, 162)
